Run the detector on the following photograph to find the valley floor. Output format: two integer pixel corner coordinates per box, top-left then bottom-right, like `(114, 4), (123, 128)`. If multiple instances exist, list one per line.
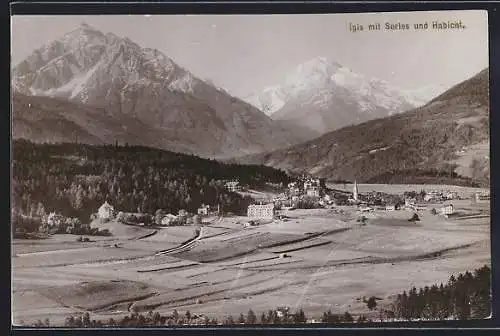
(12, 185), (490, 326)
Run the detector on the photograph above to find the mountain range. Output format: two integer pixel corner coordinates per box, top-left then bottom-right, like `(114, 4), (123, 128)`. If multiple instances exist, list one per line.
(236, 68), (490, 186)
(244, 57), (450, 134)
(12, 23), (315, 158)
(11, 22), (488, 185)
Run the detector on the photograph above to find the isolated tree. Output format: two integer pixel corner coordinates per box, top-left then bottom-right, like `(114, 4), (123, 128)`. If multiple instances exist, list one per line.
(225, 315), (235, 325)
(342, 311), (354, 323)
(294, 309), (307, 323)
(260, 312), (267, 324)
(246, 309), (257, 324)
(83, 312), (91, 327)
(367, 296), (378, 310)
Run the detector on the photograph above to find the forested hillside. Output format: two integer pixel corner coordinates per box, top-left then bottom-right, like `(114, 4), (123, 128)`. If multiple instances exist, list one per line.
(236, 69), (490, 187)
(12, 140), (292, 230)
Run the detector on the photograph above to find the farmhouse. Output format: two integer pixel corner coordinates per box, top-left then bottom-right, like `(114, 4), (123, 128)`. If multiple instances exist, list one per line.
(247, 203), (275, 219)
(46, 212), (65, 227)
(405, 198), (416, 207)
(161, 214), (178, 226)
(197, 204), (210, 216)
(424, 193), (438, 202)
(244, 220), (258, 228)
(440, 204), (454, 216)
(276, 306), (290, 319)
(476, 192), (491, 202)
(445, 191), (459, 200)
(385, 205), (396, 211)
(98, 201), (115, 220)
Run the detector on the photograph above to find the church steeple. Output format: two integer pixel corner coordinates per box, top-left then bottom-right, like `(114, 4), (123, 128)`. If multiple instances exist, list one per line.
(353, 180), (359, 201)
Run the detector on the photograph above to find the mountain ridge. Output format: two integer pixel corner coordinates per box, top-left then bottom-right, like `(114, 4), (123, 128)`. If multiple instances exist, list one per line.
(12, 23), (309, 158)
(235, 68), (490, 186)
(244, 56), (452, 135)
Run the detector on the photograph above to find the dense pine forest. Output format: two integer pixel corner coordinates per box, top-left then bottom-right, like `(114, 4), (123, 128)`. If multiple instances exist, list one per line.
(391, 265), (491, 320)
(12, 140), (292, 232)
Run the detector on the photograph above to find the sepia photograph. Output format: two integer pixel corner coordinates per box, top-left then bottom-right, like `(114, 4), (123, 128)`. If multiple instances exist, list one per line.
(11, 10), (491, 327)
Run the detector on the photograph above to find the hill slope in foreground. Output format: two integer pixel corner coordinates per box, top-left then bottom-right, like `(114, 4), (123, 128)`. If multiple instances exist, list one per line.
(236, 68), (490, 187)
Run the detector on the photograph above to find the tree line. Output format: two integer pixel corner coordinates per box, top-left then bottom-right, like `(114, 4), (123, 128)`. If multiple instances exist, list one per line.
(12, 140), (292, 233)
(391, 265), (490, 320)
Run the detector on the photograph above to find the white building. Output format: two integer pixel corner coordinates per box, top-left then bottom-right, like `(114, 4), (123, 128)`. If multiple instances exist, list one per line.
(225, 180), (241, 192)
(306, 187), (320, 198)
(247, 203), (275, 219)
(445, 191), (458, 200)
(353, 180), (359, 201)
(197, 204), (210, 216)
(98, 201), (115, 220)
(161, 214), (178, 226)
(303, 178), (320, 191)
(476, 192), (491, 202)
(405, 198), (416, 207)
(386, 205), (396, 211)
(424, 194), (435, 202)
(46, 212), (64, 227)
(440, 204), (454, 216)
(276, 307), (290, 319)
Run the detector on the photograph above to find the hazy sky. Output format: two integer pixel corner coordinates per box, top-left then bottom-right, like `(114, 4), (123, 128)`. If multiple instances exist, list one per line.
(11, 10), (488, 97)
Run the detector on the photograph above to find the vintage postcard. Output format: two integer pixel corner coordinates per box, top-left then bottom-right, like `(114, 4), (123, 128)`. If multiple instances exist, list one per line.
(11, 10), (490, 327)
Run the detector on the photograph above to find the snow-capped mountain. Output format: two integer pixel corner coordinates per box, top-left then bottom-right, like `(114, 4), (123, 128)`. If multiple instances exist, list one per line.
(244, 57), (449, 134)
(238, 68), (489, 185)
(12, 23), (306, 158)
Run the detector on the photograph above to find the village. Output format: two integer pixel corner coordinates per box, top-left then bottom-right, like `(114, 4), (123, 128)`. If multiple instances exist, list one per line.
(37, 176), (491, 239)
(13, 177), (491, 325)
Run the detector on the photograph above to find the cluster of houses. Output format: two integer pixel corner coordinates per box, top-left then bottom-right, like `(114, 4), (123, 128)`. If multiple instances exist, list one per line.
(243, 176), (483, 222)
(288, 177), (326, 198)
(97, 201), (219, 227)
(39, 212), (90, 234)
(473, 192), (491, 202)
(422, 190), (459, 202)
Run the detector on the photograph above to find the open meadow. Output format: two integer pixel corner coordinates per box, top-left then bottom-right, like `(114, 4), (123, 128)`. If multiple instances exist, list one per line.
(12, 185), (490, 325)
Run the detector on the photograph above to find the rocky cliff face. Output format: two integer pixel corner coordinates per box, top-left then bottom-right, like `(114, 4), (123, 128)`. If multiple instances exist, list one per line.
(12, 23), (304, 158)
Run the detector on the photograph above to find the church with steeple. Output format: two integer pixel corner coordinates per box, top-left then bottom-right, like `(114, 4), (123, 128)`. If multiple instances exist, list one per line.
(353, 180), (359, 201)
